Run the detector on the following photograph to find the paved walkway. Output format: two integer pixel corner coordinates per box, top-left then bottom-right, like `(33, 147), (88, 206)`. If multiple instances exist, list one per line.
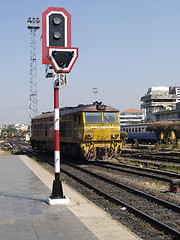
(0, 155), (141, 240)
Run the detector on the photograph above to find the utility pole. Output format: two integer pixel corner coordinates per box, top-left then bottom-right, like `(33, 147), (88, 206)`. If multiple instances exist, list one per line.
(27, 17), (40, 132)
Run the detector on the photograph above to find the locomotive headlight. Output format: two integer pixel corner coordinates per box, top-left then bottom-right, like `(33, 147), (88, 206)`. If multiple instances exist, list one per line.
(111, 134), (119, 138)
(86, 134), (94, 139)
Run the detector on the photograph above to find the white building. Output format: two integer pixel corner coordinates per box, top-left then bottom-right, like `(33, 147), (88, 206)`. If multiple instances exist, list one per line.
(141, 86), (178, 122)
(15, 123), (29, 132)
(120, 108), (145, 125)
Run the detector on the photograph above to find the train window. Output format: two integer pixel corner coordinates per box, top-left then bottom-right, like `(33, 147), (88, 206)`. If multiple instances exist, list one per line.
(135, 128), (137, 132)
(139, 128), (141, 132)
(103, 112), (118, 123)
(74, 114), (81, 125)
(85, 112), (102, 123)
(129, 128), (131, 132)
(132, 128), (134, 132)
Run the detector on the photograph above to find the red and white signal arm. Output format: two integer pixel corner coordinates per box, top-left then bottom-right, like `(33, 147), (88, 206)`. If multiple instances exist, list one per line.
(42, 7), (71, 64)
(47, 47), (78, 73)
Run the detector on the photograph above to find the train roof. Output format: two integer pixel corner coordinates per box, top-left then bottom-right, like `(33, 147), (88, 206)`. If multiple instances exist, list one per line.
(60, 102), (119, 115)
(121, 122), (149, 127)
(32, 102), (119, 120)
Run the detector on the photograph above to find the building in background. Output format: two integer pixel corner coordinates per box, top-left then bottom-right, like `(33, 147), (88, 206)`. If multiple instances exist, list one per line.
(14, 123), (29, 132)
(1, 123), (29, 132)
(120, 108), (144, 125)
(154, 102), (180, 121)
(169, 86), (180, 102)
(140, 86), (178, 122)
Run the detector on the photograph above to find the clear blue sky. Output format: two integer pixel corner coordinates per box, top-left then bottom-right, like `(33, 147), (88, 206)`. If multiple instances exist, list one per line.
(0, 0), (180, 126)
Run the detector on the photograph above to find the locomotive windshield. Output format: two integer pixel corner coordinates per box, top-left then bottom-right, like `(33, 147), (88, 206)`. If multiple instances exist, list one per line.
(85, 112), (102, 123)
(85, 112), (118, 124)
(103, 112), (118, 123)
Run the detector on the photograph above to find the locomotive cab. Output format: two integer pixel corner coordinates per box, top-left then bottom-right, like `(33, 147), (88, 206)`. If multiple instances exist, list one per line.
(79, 103), (122, 159)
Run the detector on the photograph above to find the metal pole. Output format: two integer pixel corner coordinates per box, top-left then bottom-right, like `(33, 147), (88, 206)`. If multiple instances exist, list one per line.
(51, 87), (64, 198)
(93, 88), (98, 102)
(46, 76), (69, 205)
(27, 17), (40, 136)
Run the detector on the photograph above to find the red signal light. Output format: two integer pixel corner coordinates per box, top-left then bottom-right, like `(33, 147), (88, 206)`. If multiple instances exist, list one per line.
(54, 32), (61, 39)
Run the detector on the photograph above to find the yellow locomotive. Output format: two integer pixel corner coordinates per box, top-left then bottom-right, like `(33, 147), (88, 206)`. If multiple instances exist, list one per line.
(2, 132), (8, 138)
(9, 132), (14, 138)
(31, 102), (123, 159)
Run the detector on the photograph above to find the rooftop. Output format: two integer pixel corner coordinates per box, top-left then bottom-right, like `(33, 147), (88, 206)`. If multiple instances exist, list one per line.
(122, 108), (143, 114)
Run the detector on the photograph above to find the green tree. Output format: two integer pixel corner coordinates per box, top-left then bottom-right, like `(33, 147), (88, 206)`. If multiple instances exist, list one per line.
(120, 131), (128, 140)
(2, 127), (17, 134)
(147, 121), (172, 143)
(147, 122), (163, 142)
(120, 131), (128, 147)
(7, 127), (17, 133)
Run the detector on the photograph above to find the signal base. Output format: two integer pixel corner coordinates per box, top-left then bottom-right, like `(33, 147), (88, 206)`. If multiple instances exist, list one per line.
(47, 195), (70, 205)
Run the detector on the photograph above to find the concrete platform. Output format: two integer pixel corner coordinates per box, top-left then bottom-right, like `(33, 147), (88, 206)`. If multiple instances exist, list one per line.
(0, 155), (141, 240)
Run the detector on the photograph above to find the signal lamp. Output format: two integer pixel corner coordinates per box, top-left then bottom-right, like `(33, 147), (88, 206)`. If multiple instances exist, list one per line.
(54, 32), (61, 39)
(54, 17), (61, 25)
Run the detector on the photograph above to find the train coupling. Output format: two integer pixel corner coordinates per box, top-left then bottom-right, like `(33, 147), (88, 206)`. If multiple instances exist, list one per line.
(169, 179), (180, 193)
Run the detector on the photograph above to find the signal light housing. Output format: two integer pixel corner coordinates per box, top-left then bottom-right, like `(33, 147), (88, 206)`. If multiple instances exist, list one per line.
(42, 7), (78, 73)
(42, 7), (71, 64)
(49, 13), (65, 47)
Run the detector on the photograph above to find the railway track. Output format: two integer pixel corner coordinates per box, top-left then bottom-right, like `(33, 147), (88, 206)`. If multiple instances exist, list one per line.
(89, 160), (180, 182)
(121, 150), (180, 163)
(60, 162), (180, 239)
(119, 153), (180, 173)
(1, 138), (31, 153)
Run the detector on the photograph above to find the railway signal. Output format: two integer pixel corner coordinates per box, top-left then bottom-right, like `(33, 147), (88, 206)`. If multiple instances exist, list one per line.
(42, 7), (71, 65)
(42, 7), (79, 205)
(42, 7), (78, 73)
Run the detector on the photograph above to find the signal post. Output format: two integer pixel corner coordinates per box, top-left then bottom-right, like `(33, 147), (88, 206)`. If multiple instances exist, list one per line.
(42, 7), (78, 205)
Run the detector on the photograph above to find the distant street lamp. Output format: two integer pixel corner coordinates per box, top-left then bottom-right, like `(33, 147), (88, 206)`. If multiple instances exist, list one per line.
(93, 88), (98, 102)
